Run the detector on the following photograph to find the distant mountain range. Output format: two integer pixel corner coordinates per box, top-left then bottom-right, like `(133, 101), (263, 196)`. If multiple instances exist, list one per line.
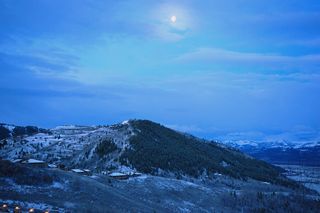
(220, 139), (320, 166)
(0, 120), (295, 186)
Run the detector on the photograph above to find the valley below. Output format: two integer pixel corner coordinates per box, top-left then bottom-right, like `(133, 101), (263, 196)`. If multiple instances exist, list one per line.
(278, 164), (320, 194)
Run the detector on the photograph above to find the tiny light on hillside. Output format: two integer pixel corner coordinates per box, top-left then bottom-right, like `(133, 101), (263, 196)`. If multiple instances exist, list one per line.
(1, 204), (8, 211)
(14, 206), (21, 213)
(171, 15), (177, 23)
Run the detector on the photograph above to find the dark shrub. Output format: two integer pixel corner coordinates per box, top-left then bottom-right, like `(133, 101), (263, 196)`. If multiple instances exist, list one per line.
(12, 126), (26, 137)
(12, 126), (42, 137)
(25, 126), (39, 135)
(0, 126), (10, 140)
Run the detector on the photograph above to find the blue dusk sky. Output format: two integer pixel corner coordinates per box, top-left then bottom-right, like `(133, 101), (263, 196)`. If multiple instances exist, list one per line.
(1, 0), (320, 140)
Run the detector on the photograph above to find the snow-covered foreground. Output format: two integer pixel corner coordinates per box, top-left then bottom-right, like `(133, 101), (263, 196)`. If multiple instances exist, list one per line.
(0, 164), (319, 213)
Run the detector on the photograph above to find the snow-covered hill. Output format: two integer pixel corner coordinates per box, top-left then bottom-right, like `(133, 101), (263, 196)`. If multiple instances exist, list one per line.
(0, 120), (296, 186)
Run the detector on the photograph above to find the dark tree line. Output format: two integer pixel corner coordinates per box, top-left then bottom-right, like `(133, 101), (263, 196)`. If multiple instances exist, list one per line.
(95, 138), (118, 158)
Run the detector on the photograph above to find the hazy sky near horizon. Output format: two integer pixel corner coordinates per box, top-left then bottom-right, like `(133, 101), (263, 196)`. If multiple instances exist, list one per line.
(1, 0), (320, 139)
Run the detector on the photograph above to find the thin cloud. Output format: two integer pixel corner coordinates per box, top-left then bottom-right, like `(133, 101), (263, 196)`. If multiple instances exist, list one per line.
(175, 48), (320, 69)
(165, 124), (205, 133)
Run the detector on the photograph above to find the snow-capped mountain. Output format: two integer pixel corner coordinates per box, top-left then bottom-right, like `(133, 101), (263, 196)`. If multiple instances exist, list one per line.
(220, 139), (320, 166)
(221, 139), (320, 149)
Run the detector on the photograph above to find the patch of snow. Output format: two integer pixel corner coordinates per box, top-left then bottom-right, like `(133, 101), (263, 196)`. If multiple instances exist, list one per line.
(117, 165), (134, 173)
(52, 125), (77, 130)
(52, 182), (65, 190)
(178, 207), (191, 213)
(121, 120), (129, 125)
(130, 174), (148, 182)
(3, 124), (15, 131)
(221, 161), (229, 167)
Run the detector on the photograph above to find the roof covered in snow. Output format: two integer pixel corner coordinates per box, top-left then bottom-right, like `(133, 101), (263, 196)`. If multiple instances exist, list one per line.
(109, 172), (127, 177)
(11, 159), (23, 163)
(24, 159), (45, 164)
(72, 169), (84, 173)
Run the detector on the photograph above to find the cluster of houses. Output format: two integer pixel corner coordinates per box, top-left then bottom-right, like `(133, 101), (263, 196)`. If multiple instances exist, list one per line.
(72, 169), (142, 180)
(11, 158), (49, 168)
(10, 158), (142, 180)
(4, 159), (144, 212)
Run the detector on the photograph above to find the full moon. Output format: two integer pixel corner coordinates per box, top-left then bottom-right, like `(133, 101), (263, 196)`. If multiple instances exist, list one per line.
(171, 15), (177, 23)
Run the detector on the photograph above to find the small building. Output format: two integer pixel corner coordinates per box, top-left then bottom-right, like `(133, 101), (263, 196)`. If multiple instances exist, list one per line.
(48, 163), (57, 168)
(22, 159), (47, 168)
(11, 159), (23, 163)
(71, 169), (85, 174)
(132, 172), (142, 177)
(109, 172), (130, 180)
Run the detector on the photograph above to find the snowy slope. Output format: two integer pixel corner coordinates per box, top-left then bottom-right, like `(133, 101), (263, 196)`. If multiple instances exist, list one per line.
(0, 122), (137, 173)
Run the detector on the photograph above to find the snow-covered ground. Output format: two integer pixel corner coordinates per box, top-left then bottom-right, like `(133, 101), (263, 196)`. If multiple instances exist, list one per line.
(0, 125), (106, 162)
